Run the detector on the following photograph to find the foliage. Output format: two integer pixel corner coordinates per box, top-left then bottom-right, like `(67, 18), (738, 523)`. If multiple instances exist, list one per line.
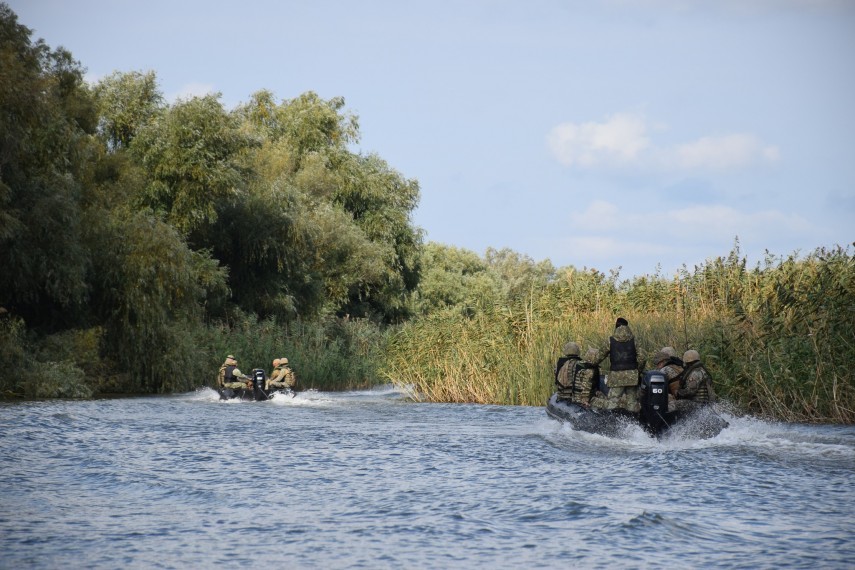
(0, 4), (96, 331)
(202, 311), (388, 391)
(93, 70), (163, 150)
(385, 243), (855, 423)
(131, 93), (257, 235)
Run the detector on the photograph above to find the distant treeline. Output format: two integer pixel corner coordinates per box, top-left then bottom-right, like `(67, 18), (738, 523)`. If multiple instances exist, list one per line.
(1, 5), (852, 423)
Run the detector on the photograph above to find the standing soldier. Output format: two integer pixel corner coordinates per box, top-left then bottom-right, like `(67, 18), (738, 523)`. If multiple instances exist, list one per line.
(590, 318), (643, 413)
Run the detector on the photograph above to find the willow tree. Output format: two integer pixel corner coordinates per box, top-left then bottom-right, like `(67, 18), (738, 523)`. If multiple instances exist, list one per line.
(231, 90), (423, 323)
(0, 4), (97, 331)
(93, 70), (163, 150)
(131, 93), (257, 236)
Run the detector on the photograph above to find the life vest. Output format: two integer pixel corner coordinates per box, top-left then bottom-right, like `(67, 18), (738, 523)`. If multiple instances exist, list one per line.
(609, 336), (637, 371)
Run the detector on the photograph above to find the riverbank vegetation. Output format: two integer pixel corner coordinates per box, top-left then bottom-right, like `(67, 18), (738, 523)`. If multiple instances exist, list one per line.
(1, 5), (852, 422)
(384, 243), (854, 423)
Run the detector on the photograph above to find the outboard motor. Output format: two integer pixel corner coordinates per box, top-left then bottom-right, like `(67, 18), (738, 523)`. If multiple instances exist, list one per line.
(640, 370), (670, 436)
(251, 368), (267, 400)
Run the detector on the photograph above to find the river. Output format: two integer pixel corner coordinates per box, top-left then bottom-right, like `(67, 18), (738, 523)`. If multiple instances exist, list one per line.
(1, 386), (853, 569)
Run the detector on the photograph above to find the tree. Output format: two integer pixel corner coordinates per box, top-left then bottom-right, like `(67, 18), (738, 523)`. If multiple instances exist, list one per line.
(93, 70), (163, 150)
(131, 93), (257, 235)
(0, 4), (97, 330)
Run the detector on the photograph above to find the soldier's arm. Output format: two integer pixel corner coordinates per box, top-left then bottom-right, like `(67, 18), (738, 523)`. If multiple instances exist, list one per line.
(676, 371), (700, 399)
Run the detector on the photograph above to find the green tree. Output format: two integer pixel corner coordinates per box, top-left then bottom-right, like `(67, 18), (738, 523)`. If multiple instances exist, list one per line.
(131, 93), (257, 235)
(0, 4), (97, 330)
(93, 70), (163, 150)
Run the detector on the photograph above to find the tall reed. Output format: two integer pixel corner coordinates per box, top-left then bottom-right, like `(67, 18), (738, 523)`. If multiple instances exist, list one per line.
(202, 311), (388, 391)
(383, 245), (855, 423)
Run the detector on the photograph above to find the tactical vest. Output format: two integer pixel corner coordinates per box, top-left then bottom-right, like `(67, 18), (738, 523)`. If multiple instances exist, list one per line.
(609, 336), (638, 371)
(572, 361), (599, 403)
(224, 364), (236, 382)
(681, 361), (713, 403)
(556, 356), (580, 388)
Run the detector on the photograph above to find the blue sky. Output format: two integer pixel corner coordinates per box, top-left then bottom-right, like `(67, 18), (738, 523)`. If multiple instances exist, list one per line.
(9, 0), (854, 278)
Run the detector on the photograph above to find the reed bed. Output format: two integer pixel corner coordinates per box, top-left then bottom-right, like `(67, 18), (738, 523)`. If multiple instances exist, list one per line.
(383, 245), (855, 423)
(203, 312), (388, 391)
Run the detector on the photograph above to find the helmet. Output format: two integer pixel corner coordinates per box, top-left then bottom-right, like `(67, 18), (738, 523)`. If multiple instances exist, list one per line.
(562, 342), (580, 357)
(273, 358), (281, 367)
(585, 347), (599, 362)
(225, 355), (237, 365)
(662, 346), (676, 357)
(281, 357), (289, 364)
(615, 317), (629, 328)
(652, 350), (670, 366)
(683, 350), (700, 364)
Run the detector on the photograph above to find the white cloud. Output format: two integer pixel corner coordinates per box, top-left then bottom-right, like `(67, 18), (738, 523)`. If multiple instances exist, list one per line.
(670, 134), (780, 170)
(548, 113), (779, 172)
(548, 113), (650, 167)
(558, 199), (815, 275)
(170, 82), (217, 102)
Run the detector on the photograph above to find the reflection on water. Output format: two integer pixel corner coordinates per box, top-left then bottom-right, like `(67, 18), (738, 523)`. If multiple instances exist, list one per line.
(1, 387), (853, 568)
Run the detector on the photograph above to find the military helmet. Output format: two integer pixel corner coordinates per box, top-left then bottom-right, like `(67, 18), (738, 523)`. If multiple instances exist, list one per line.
(273, 358), (281, 367)
(281, 357), (289, 364)
(652, 350), (670, 366)
(585, 347), (600, 362)
(662, 346), (676, 357)
(225, 355), (237, 365)
(562, 341), (581, 357)
(683, 349), (700, 364)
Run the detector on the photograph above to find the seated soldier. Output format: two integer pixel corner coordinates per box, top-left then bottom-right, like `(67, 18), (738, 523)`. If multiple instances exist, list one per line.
(217, 354), (250, 390)
(673, 350), (716, 414)
(268, 357), (297, 390)
(554, 342), (582, 402)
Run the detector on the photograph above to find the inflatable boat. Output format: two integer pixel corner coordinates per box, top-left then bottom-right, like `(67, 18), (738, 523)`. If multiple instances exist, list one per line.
(546, 370), (728, 439)
(218, 368), (297, 401)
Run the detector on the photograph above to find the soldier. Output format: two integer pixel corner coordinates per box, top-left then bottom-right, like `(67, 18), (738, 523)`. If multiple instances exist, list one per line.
(554, 342), (582, 402)
(650, 347), (684, 412)
(590, 317), (643, 413)
(652, 347), (685, 397)
(674, 350), (716, 414)
(217, 355), (250, 390)
(268, 356), (297, 390)
(264, 358), (282, 390)
(573, 347), (602, 408)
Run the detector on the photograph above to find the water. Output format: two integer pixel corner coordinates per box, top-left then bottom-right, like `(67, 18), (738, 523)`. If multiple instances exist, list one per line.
(1, 387), (853, 569)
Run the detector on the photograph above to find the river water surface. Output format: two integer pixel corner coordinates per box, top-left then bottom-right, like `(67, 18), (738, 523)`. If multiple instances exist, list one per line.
(1, 386), (853, 569)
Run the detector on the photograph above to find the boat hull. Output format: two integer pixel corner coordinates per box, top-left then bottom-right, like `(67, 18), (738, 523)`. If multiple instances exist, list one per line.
(217, 387), (296, 401)
(546, 393), (727, 439)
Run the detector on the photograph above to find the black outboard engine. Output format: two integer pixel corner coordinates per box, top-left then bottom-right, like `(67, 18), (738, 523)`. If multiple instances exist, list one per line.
(640, 370), (670, 436)
(251, 368), (267, 400)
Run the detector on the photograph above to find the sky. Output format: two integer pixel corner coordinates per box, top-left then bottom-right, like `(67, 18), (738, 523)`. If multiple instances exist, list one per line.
(8, 0), (855, 278)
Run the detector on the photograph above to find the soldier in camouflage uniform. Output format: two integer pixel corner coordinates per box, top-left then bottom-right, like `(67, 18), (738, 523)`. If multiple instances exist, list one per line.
(673, 349), (716, 414)
(590, 318), (643, 413)
(217, 355), (250, 390)
(651, 347), (684, 412)
(554, 342), (582, 401)
(267, 356), (297, 390)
